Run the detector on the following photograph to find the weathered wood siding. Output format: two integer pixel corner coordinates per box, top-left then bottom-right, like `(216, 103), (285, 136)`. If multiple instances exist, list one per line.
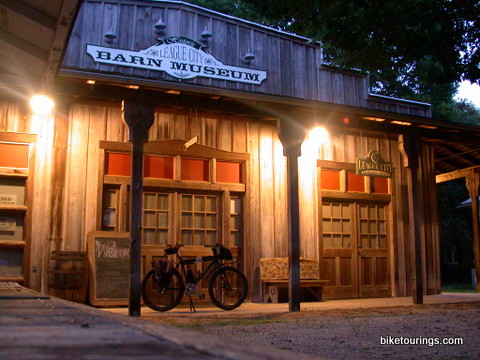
(300, 131), (441, 296)
(0, 98), (440, 297)
(62, 0), (430, 117)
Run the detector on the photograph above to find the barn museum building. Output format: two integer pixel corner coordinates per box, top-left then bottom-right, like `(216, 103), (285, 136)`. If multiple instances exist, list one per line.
(1, 0), (479, 306)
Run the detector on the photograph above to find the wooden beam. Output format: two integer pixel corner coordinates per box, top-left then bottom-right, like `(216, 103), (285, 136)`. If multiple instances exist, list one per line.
(435, 143), (479, 172)
(100, 139), (250, 161)
(0, 28), (49, 61)
(466, 170), (480, 292)
(436, 166), (480, 183)
(399, 132), (424, 304)
(277, 118), (305, 312)
(54, 79), (276, 120)
(43, 0), (81, 90)
(0, 131), (37, 143)
(122, 100), (155, 317)
(0, 0), (56, 30)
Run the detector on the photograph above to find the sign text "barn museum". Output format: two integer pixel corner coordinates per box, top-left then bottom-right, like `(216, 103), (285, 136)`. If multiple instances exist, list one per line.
(87, 36), (267, 85)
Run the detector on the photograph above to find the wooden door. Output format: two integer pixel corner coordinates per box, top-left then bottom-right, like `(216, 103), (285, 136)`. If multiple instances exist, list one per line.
(321, 201), (390, 299)
(321, 202), (358, 298)
(357, 204), (390, 297)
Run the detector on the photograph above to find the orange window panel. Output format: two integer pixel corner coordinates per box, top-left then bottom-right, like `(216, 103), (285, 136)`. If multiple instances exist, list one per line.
(181, 158), (209, 181)
(347, 172), (365, 192)
(373, 177), (389, 194)
(144, 156), (174, 179)
(216, 161), (242, 183)
(321, 169), (340, 190)
(105, 153), (131, 176)
(0, 143), (29, 169)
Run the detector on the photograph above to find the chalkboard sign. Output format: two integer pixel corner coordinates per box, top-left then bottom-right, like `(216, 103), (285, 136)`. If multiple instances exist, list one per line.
(87, 231), (130, 306)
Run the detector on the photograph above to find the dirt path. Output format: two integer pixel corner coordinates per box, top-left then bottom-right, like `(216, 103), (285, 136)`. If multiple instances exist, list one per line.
(143, 302), (480, 360)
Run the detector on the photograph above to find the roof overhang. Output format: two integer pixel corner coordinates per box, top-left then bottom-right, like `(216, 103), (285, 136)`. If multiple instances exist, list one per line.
(0, 0), (81, 98)
(55, 73), (480, 180)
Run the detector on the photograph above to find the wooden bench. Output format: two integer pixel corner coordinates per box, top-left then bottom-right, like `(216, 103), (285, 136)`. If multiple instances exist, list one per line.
(260, 258), (328, 303)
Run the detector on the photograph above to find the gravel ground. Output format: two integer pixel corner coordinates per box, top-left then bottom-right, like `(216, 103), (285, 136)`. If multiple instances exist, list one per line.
(146, 302), (480, 360)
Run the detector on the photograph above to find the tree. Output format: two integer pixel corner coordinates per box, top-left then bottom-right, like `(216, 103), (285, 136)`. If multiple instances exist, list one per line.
(449, 99), (480, 126)
(186, 0), (271, 25)
(437, 179), (474, 283)
(241, 0), (479, 87)
(187, 0), (480, 119)
(187, 0), (480, 123)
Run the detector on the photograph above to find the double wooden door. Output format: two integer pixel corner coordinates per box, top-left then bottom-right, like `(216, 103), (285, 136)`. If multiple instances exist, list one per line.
(321, 201), (390, 299)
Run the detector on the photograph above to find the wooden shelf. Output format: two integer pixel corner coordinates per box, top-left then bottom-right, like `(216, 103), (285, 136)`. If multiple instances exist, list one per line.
(0, 169), (29, 178)
(0, 205), (27, 213)
(0, 276), (24, 283)
(0, 241), (25, 248)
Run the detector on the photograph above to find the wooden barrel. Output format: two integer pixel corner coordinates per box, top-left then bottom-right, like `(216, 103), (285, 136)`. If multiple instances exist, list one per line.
(47, 251), (88, 303)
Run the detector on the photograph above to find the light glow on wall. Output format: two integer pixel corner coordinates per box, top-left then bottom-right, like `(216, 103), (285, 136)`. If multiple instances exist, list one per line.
(29, 95), (55, 115)
(301, 126), (330, 159)
(308, 126), (329, 145)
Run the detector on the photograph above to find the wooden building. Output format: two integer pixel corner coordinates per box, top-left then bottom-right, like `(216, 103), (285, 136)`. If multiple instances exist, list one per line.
(1, 0), (479, 304)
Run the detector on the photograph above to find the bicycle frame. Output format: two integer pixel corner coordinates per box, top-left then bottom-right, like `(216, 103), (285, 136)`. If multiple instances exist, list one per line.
(142, 244), (248, 312)
(175, 251), (222, 286)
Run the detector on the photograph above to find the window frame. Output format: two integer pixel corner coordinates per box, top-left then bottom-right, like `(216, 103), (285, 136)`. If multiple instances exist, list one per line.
(98, 140), (247, 251)
(318, 160), (392, 203)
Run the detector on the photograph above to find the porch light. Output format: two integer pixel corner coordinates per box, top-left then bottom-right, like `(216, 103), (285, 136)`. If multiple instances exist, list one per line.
(308, 126), (329, 145)
(418, 124), (438, 130)
(363, 116), (386, 122)
(391, 120), (412, 126)
(165, 89), (181, 95)
(29, 94), (55, 115)
(301, 126), (330, 159)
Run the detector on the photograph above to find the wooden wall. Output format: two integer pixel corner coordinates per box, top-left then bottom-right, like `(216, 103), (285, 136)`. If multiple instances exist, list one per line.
(303, 131), (441, 297)
(0, 98), (440, 298)
(62, 0), (430, 117)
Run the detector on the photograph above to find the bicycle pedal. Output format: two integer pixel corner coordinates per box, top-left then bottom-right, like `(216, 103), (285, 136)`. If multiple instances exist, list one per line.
(198, 293), (205, 300)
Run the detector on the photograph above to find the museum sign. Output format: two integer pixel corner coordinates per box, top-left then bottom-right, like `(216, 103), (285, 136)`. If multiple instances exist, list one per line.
(87, 36), (267, 85)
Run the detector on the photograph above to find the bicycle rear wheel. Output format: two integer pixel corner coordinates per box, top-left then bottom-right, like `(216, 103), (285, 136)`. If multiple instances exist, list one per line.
(142, 269), (184, 311)
(208, 266), (248, 310)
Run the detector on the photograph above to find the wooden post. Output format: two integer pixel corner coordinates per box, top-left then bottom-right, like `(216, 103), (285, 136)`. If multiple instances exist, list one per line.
(278, 118), (305, 312)
(122, 100), (155, 317)
(399, 133), (424, 304)
(466, 170), (480, 292)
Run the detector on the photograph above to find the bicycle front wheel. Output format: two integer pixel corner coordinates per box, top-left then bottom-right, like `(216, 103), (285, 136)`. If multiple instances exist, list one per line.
(142, 269), (184, 311)
(208, 266), (248, 310)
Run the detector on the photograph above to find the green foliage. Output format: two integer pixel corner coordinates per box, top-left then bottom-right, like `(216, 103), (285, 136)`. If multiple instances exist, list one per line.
(185, 0), (480, 124)
(437, 179), (473, 282)
(436, 99), (480, 125)
(437, 179), (471, 247)
(442, 283), (475, 293)
(238, 0), (479, 88)
(186, 0), (272, 25)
